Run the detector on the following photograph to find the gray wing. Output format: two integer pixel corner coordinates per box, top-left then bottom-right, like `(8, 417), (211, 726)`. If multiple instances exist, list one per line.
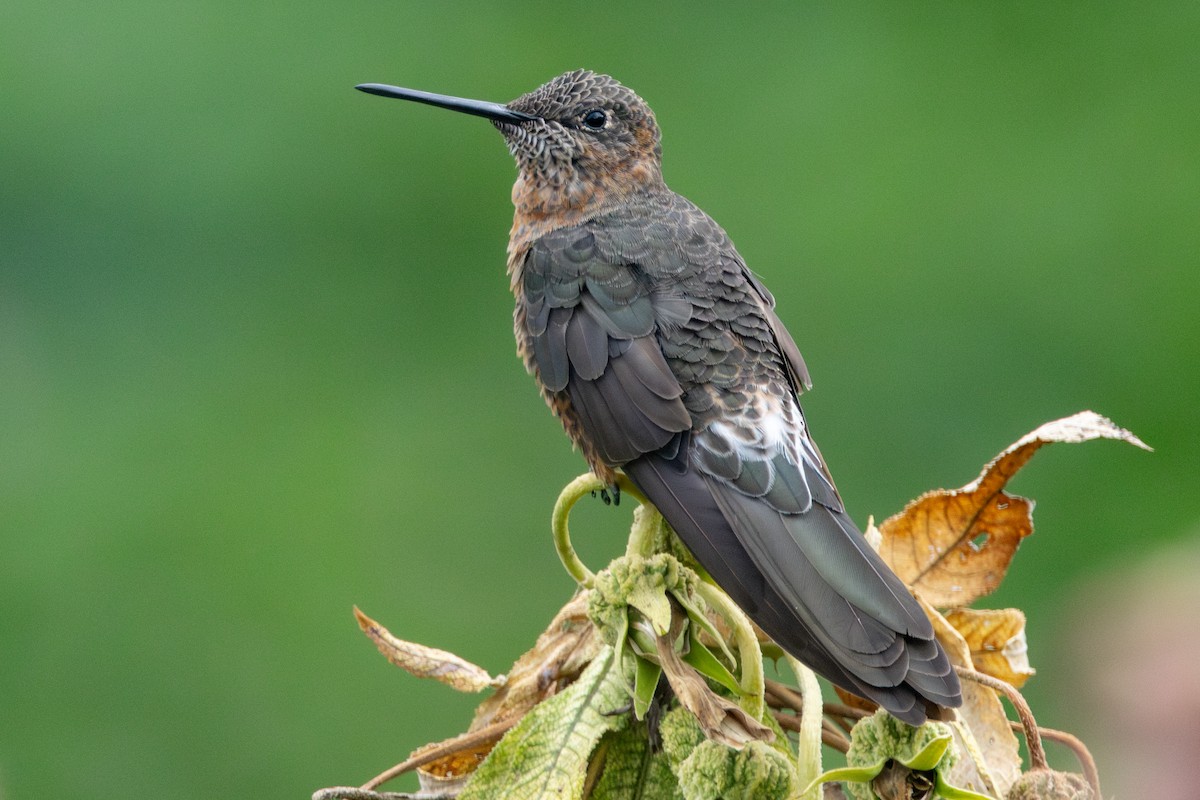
(520, 225), (691, 465)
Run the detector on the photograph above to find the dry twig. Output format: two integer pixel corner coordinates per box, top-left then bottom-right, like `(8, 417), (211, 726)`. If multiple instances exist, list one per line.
(955, 666), (1046, 771)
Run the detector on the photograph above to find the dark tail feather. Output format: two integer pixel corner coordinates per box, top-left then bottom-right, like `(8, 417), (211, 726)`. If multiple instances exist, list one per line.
(624, 451), (961, 726)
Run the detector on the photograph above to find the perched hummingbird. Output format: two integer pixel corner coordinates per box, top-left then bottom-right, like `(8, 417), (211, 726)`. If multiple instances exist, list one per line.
(357, 70), (960, 724)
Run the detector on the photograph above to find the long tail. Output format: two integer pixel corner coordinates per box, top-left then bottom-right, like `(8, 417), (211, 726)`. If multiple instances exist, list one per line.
(624, 450), (961, 725)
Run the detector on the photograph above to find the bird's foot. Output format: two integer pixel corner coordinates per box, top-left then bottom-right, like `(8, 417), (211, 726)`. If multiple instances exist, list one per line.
(596, 483), (621, 506)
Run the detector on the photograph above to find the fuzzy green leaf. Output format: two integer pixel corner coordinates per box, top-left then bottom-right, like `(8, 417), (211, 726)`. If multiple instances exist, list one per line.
(678, 739), (796, 800)
(590, 726), (683, 800)
(460, 649), (627, 800)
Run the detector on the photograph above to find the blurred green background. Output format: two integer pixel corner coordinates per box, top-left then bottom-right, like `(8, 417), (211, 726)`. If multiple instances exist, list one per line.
(2, 2), (1197, 797)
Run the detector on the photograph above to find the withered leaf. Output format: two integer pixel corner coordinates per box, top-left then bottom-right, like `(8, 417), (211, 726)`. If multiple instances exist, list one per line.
(429, 593), (601, 791)
(944, 608), (1035, 689)
(653, 610), (774, 749)
(879, 411), (1149, 607)
(411, 728), (510, 798)
(832, 685), (880, 718)
(921, 598), (1021, 798)
(355, 606), (498, 692)
(467, 591), (600, 731)
(394, 594), (600, 792)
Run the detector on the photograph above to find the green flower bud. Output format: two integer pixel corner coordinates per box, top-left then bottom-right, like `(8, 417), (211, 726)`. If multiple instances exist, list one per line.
(659, 705), (707, 767)
(677, 739), (795, 800)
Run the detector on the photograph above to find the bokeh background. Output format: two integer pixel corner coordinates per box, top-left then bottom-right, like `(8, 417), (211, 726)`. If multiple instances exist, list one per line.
(3, 3), (1197, 798)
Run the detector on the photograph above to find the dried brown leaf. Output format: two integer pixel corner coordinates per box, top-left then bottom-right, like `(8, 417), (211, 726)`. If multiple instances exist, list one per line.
(921, 598), (1022, 798)
(654, 610), (774, 748)
(466, 591), (600, 731)
(357, 592), (601, 791)
(832, 685), (879, 717)
(354, 606), (497, 692)
(944, 608), (1035, 689)
(415, 593), (600, 789)
(410, 729), (508, 797)
(879, 411), (1149, 607)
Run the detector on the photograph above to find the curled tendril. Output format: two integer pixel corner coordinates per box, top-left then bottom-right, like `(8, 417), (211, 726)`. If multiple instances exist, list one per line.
(552, 472), (649, 586)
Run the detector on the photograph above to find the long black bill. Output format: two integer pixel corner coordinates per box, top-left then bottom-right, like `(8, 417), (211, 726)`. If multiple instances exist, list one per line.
(355, 83), (538, 123)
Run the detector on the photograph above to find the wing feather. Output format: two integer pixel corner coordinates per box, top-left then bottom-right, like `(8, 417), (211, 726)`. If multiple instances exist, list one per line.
(520, 231), (690, 466)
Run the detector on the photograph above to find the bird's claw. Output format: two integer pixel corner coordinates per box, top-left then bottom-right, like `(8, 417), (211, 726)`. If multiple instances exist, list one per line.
(597, 484), (621, 506)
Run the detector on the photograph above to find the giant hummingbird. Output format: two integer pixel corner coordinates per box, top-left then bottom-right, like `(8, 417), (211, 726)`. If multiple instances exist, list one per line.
(356, 70), (961, 724)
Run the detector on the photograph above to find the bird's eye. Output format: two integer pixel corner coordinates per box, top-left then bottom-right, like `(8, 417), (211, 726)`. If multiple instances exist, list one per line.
(582, 109), (607, 130)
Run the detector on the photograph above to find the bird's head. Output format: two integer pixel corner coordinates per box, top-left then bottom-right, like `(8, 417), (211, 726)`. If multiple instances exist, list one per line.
(357, 70), (665, 217)
(501, 70), (663, 194)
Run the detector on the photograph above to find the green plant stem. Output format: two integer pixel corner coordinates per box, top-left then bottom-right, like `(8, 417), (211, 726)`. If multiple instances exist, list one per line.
(693, 581), (764, 720)
(625, 505), (662, 559)
(787, 656), (824, 799)
(771, 710), (851, 753)
(551, 474), (603, 586)
(551, 472), (650, 587)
